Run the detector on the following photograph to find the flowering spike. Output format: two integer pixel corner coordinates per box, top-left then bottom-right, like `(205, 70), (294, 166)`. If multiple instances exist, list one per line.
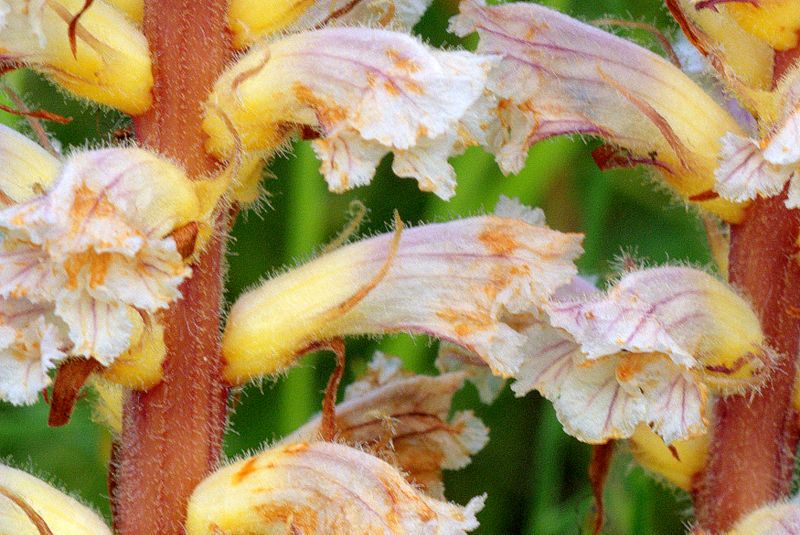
(228, 0), (432, 49)
(0, 0), (152, 114)
(0, 464), (111, 534)
(185, 441), (485, 534)
(629, 423), (709, 491)
(450, 0), (747, 221)
(221, 210), (582, 384)
(204, 28), (494, 199)
(287, 352), (489, 497)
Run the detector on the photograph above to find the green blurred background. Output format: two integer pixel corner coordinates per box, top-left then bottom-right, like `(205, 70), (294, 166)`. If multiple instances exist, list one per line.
(0, 1), (714, 533)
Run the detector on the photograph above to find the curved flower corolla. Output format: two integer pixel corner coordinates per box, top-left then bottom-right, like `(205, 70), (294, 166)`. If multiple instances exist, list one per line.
(221, 207), (582, 385)
(228, 0), (432, 49)
(697, 0), (800, 52)
(628, 423), (709, 491)
(0, 140), (211, 404)
(0, 0), (152, 113)
(0, 463), (111, 534)
(288, 352), (488, 497)
(204, 27), (495, 199)
(450, 0), (747, 221)
(512, 267), (766, 444)
(186, 441), (485, 534)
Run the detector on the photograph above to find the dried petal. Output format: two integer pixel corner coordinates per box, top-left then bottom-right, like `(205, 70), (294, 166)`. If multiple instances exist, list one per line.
(436, 342), (505, 404)
(451, 0), (746, 221)
(0, 464), (111, 534)
(204, 27), (494, 199)
(222, 212), (582, 384)
(185, 441), (484, 534)
(0, 298), (67, 405)
(228, 0), (432, 49)
(288, 353), (488, 497)
(0, 0), (152, 113)
(546, 267), (765, 384)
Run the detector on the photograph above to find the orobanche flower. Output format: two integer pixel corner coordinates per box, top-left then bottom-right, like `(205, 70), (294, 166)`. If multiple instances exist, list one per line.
(512, 267), (766, 444)
(204, 27), (495, 200)
(222, 202), (582, 385)
(450, 0), (749, 222)
(228, 0), (432, 49)
(288, 352), (488, 498)
(185, 441), (485, 535)
(0, 128), (223, 403)
(0, 0), (152, 113)
(0, 463), (111, 534)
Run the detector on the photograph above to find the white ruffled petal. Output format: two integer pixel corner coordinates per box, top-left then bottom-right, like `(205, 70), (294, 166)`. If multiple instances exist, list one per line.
(714, 132), (793, 202)
(55, 292), (134, 364)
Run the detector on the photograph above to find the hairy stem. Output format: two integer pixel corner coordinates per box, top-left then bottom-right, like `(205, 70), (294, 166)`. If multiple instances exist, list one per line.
(112, 1), (232, 533)
(694, 46), (800, 531)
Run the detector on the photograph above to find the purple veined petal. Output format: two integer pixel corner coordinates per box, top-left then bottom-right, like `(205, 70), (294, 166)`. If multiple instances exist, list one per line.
(185, 441), (485, 535)
(222, 210), (582, 385)
(0, 298), (68, 405)
(450, 0), (747, 221)
(714, 132), (794, 203)
(287, 352), (488, 498)
(204, 27), (495, 199)
(228, 0), (433, 49)
(546, 266), (765, 374)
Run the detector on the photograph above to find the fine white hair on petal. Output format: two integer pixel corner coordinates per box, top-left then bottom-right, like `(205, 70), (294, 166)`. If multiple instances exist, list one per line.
(222, 213), (583, 384)
(186, 441), (485, 534)
(511, 277), (708, 444)
(714, 132), (794, 203)
(204, 27), (496, 199)
(0, 298), (67, 405)
(494, 195), (546, 226)
(545, 266), (763, 369)
(728, 497), (800, 535)
(449, 0), (745, 221)
(287, 352), (489, 497)
(0, 147), (197, 364)
(229, 0), (433, 49)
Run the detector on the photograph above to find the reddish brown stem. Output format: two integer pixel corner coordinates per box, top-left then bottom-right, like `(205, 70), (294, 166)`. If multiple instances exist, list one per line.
(694, 196), (800, 530)
(112, 1), (232, 534)
(693, 46), (800, 533)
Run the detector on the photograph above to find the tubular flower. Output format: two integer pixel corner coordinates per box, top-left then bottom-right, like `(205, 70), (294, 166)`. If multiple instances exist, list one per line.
(511, 267), (766, 444)
(450, 0), (748, 221)
(221, 204), (582, 385)
(0, 140), (222, 403)
(228, 0), (432, 50)
(203, 27), (495, 200)
(288, 352), (489, 497)
(0, 0), (152, 113)
(704, 0), (800, 52)
(0, 463), (111, 534)
(186, 441), (485, 535)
